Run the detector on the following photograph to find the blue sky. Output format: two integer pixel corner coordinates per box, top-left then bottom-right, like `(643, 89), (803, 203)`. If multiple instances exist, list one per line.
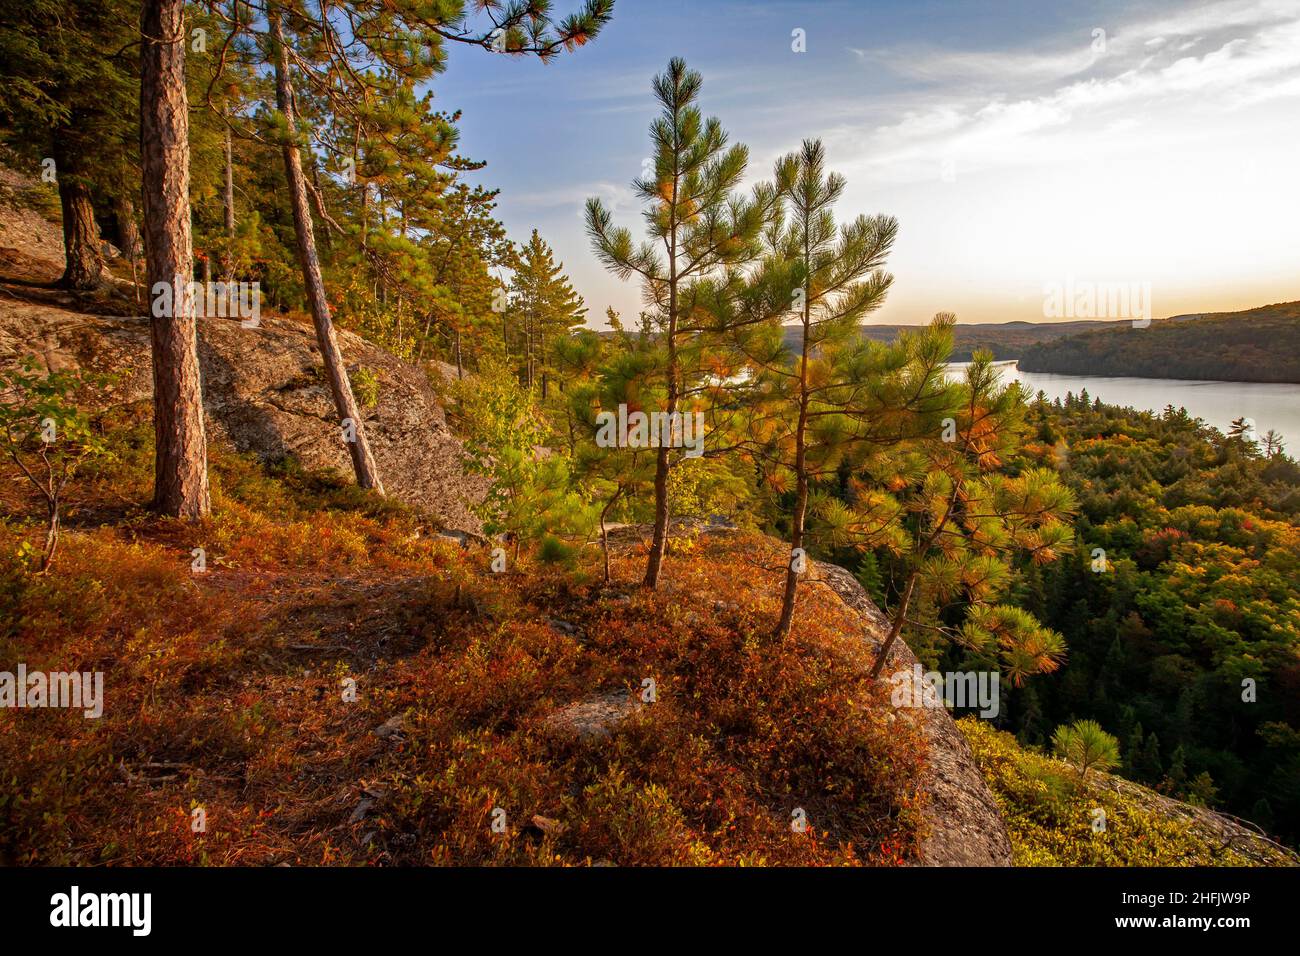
(431, 0), (1300, 327)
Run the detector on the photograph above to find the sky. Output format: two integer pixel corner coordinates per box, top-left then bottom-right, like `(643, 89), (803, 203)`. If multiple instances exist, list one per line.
(431, 0), (1300, 328)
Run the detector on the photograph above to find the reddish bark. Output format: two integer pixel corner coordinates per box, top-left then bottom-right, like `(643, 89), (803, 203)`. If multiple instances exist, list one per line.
(140, 0), (210, 519)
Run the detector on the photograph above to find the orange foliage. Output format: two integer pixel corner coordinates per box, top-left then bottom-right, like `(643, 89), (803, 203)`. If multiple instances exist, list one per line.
(0, 433), (928, 866)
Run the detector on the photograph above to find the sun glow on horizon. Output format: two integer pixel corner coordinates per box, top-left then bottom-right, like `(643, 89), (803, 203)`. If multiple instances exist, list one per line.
(437, 0), (1300, 328)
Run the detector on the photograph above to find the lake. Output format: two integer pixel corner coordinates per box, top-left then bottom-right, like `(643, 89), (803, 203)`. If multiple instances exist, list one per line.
(946, 362), (1300, 444)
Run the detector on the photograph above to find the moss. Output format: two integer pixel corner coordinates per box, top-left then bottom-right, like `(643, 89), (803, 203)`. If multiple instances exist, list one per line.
(959, 718), (1286, 866)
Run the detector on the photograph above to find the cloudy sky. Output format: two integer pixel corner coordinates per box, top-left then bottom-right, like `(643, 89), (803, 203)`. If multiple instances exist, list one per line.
(433, 0), (1300, 327)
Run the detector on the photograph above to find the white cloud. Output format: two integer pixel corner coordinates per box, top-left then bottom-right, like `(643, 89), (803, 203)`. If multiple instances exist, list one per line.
(831, 9), (1300, 184)
(857, 0), (1299, 91)
(511, 180), (639, 218)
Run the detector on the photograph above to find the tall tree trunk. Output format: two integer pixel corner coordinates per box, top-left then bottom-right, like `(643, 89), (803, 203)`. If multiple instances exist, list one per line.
(140, 0), (210, 519)
(644, 367), (674, 587)
(774, 317), (811, 640)
(644, 246), (678, 589)
(271, 13), (384, 494)
(52, 129), (104, 290)
(221, 125), (235, 280)
(775, 225), (817, 639)
(642, 310), (676, 590)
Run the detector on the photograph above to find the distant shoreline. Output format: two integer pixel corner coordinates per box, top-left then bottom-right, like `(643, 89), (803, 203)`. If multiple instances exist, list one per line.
(945, 359), (1299, 387)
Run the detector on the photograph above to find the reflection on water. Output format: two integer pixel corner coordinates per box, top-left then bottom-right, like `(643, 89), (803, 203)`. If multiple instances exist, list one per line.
(945, 361), (1300, 442)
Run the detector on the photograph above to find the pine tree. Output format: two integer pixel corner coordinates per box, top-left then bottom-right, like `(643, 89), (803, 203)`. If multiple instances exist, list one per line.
(1163, 744), (1188, 795)
(1125, 722), (1146, 776)
(215, 0), (614, 493)
(855, 552), (885, 605)
(753, 139), (898, 639)
(1186, 771), (1219, 808)
(140, 0), (210, 518)
(510, 230), (586, 395)
(422, 184), (514, 374)
(321, 87), (496, 369)
(1142, 732), (1163, 781)
(562, 331), (659, 583)
(454, 356), (594, 560)
(1053, 719), (1120, 781)
(186, 7), (261, 285)
(267, 10), (384, 493)
(586, 58), (780, 588)
(817, 338), (1076, 682)
(0, 0), (137, 289)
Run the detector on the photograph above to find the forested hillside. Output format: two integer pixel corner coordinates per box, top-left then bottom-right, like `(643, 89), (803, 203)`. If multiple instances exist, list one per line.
(781, 318), (1121, 362)
(857, 392), (1300, 843)
(1018, 303), (1300, 382)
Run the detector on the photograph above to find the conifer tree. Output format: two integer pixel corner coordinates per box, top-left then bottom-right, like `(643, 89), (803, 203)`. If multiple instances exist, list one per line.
(267, 9), (384, 491)
(753, 139), (899, 639)
(454, 355), (594, 561)
(186, 5), (261, 285)
(0, 0), (137, 288)
(856, 552), (885, 605)
(141, 0), (211, 518)
(324, 83), (463, 361)
(427, 182), (515, 372)
(1053, 719), (1120, 781)
(510, 230), (586, 395)
(1164, 744), (1188, 795)
(1125, 723), (1146, 777)
(816, 333), (1076, 682)
(562, 329), (659, 583)
(587, 58), (779, 588)
(203, 0), (614, 493)
(1142, 732), (1163, 781)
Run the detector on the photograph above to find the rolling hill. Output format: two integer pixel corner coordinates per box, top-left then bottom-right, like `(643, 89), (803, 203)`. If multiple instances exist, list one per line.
(1018, 302), (1300, 383)
(776, 318), (1122, 361)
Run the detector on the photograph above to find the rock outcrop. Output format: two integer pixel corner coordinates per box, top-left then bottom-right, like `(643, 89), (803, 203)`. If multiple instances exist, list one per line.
(0, 166), (485, 533)
(0, 294), (486, 534)
(811, 559), (1014, 866)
